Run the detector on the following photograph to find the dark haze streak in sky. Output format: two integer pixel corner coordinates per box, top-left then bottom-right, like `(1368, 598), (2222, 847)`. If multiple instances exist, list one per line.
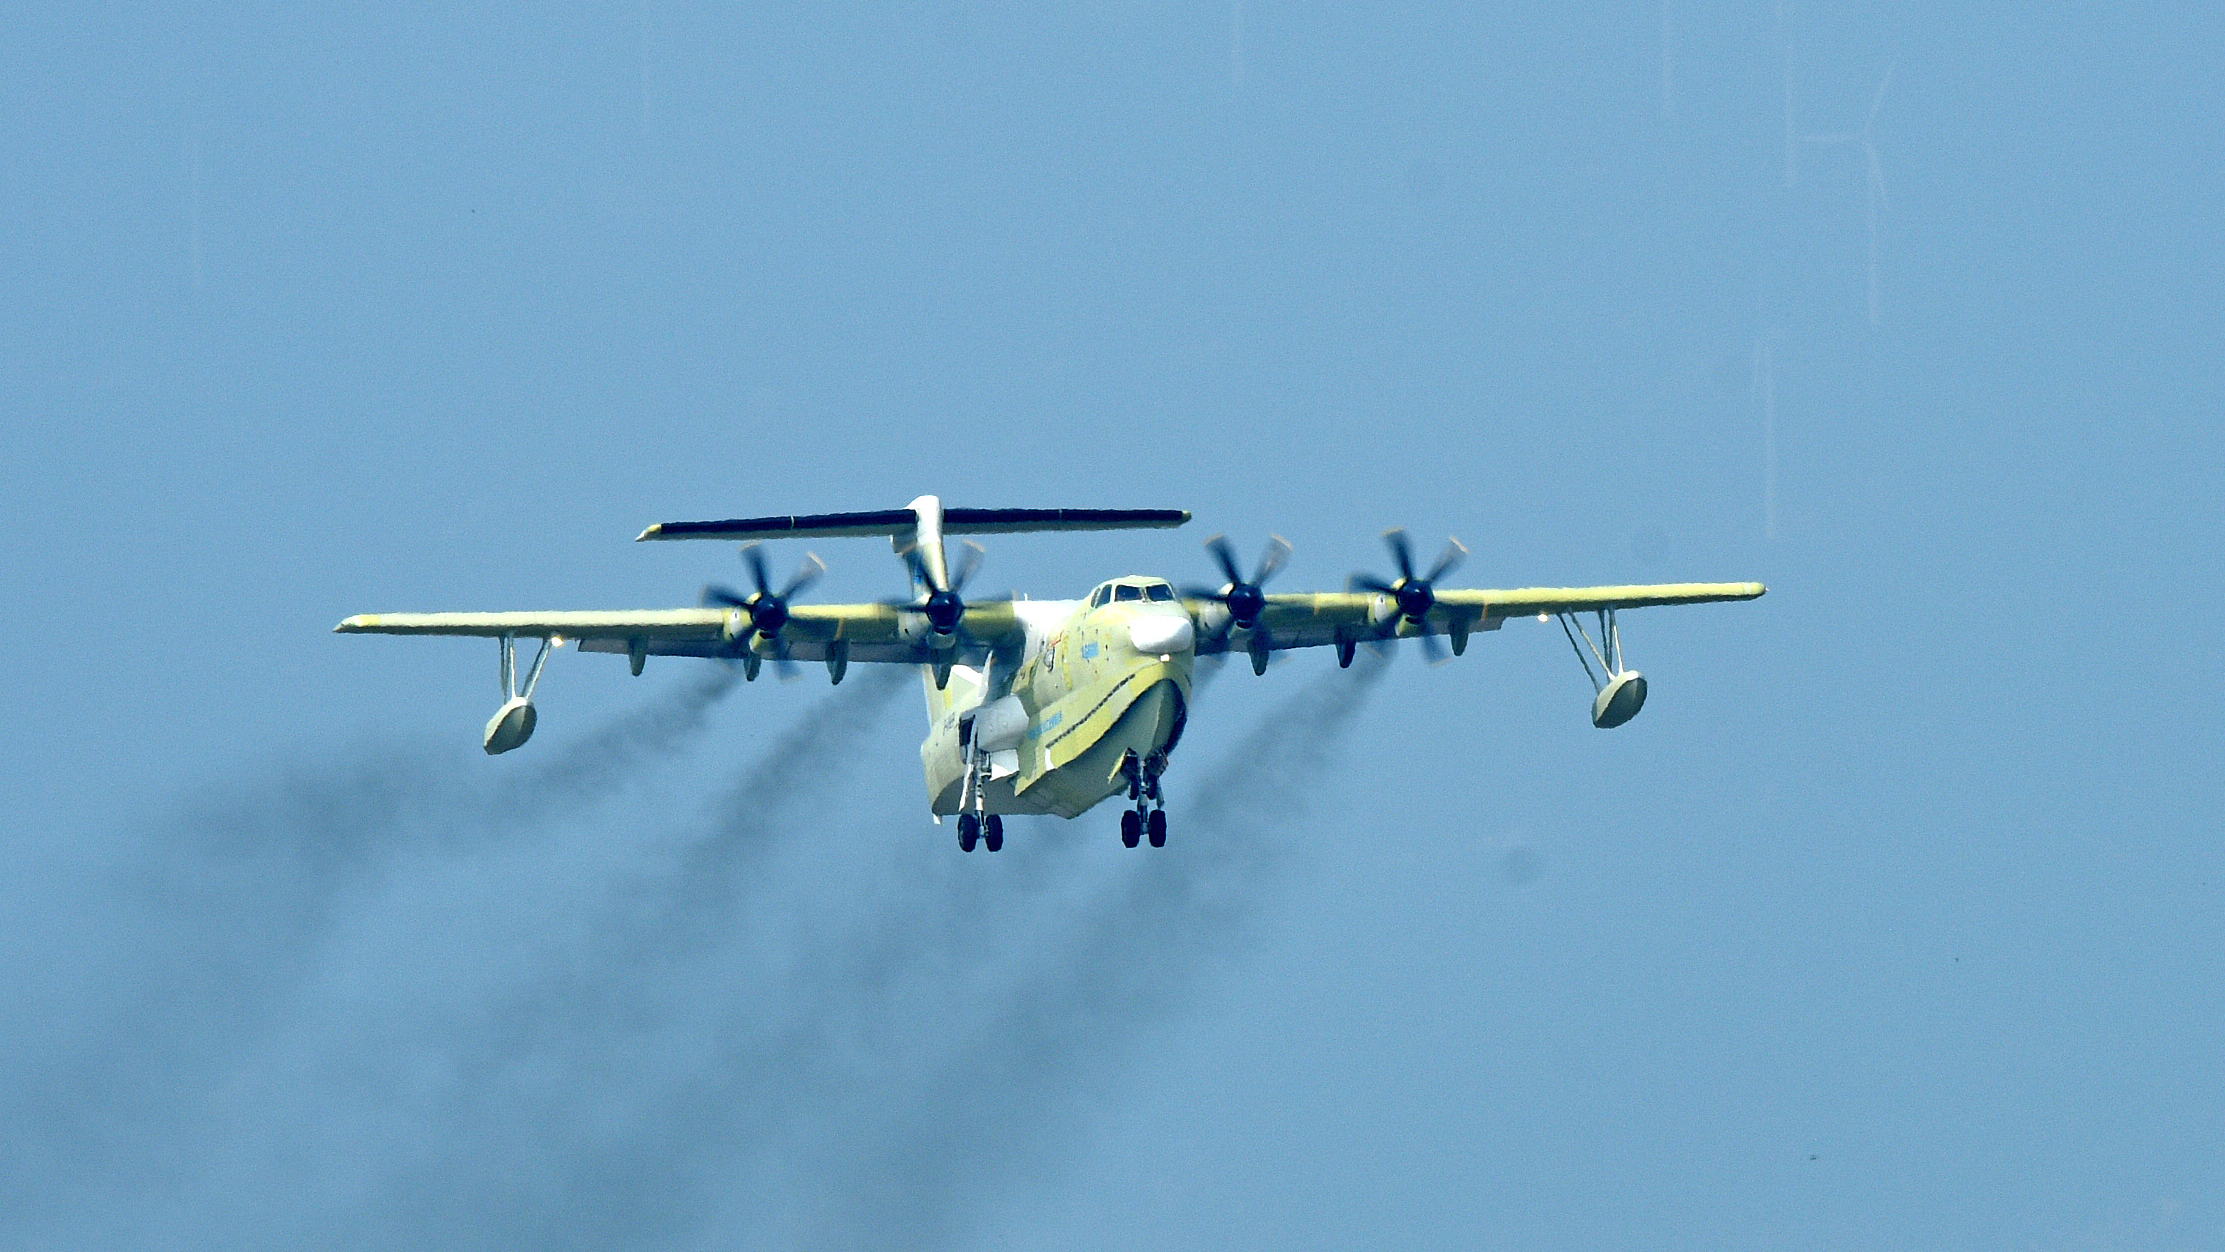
(1, 657), (1384, 1252)
(787, 657), (1388, 1250)
(0, 667), (744, 1250)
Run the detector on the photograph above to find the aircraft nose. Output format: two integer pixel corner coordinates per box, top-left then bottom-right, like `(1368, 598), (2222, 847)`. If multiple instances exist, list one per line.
(1129, 612), (1194, 655)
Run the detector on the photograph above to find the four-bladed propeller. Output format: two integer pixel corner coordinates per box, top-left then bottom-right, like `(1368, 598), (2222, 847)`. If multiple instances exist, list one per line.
(895, 538), (985, 642)
(885, 538), (989, 689)
(1351, 528), (1467, 661)
(703, 542), (825, 676)
(1185, 533), (1291, 632)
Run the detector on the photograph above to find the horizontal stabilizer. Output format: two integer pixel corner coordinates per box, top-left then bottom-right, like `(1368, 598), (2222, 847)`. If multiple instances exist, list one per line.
(335, 609), (729, 637)
(637, 506), (1189, 542)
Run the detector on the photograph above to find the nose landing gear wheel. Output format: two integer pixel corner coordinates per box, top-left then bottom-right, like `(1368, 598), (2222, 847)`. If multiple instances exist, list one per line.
(1120, 808), (1142, 848)
(983, 814), (1004, 852)
(958, 813), (980, 852)
(1146, 808), (1166, 848)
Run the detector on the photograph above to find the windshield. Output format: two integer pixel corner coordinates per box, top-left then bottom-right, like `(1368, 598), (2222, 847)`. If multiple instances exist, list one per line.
(1144, 583), (1174, 601)
(1114, 584), (1141, 602)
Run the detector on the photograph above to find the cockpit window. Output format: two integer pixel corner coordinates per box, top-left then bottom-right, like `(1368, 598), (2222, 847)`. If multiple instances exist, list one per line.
(1090, 586), (1109, 608)
(1114, 584), (1142, 602)
(1144, 583), (1174, 602)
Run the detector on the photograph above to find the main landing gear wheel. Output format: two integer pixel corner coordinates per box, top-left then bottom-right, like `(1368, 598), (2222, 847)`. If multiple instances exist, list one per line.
(1147, 808), (1167, 848)
(983, 814), (1004, 853)
(958, 813), (980, 852)
(1120, 809), (1142, 848)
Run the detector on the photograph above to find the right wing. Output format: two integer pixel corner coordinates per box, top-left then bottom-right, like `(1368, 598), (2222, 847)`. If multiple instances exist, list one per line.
(1195, 581), (1768, 653)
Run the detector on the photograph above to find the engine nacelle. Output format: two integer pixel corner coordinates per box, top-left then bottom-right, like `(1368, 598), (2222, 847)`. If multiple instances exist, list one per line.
(1591, 671), (1647, 729)
(484, 695), (538, 754)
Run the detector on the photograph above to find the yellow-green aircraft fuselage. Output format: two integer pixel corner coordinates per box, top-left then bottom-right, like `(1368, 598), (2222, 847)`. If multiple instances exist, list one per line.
(920, 578), (1195, 820)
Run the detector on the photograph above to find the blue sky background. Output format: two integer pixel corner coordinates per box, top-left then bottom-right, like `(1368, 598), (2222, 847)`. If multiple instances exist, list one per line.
(3, 3), (2219, 1249)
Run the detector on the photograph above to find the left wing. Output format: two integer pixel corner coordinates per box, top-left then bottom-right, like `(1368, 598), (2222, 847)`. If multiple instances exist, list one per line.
(334, 601), (1022, 665)
(1189, 581), (1767, 654)
(335, 601), (1026, 752)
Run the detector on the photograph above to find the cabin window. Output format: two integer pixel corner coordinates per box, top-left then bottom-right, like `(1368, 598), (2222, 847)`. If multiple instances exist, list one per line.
(1114, 584), (1142, 602)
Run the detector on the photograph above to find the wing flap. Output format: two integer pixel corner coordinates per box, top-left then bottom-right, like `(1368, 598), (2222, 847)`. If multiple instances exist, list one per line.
(575, 637), (929, 664)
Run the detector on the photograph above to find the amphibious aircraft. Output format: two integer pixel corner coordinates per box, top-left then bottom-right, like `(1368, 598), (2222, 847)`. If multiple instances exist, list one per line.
(337, 496), (1764, 852)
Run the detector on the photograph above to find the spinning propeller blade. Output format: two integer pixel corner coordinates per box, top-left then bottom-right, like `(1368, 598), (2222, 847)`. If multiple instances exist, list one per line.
(948, 540), (985, 596)
(702, 544), (825, 676)
(1183, 533), (1291, 633)
(887, 540), (988, 664)
(1351, 528), (1467, 658)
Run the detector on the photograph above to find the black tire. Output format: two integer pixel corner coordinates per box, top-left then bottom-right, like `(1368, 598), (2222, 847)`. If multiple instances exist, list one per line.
(958, 813), (979, 852)
(1147, 807), (1167, 848)
(1120, 808), (1142, 848)
(983, 814), (1004, 853)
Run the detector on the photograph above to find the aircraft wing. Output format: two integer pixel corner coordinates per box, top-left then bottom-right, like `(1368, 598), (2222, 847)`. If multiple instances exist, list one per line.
(1190, 581), (1767, 654)
(334, 602), (1023, 664)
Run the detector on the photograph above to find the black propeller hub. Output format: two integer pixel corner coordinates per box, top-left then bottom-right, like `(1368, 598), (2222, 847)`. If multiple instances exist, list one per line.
(1352, 528), (1467, 635)
(1395, 581), (1435, 620)
(750, 596), (790, 635)
(1226, 582), (1266, 627)
(704, 544), (825, 670)
(924, 588), (965, 635)
(1187, 534), (1292, 635)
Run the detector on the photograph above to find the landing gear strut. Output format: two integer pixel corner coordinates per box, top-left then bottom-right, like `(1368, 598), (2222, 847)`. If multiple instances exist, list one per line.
(954, 674), (1010, 852)
(1118, 750), (1170, 849)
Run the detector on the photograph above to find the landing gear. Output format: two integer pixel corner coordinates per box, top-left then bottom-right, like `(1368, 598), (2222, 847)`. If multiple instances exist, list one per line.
(955, 684), (1012, 852)
(1123, 800), (1167, 847)
(1117, 750), (1170, 849)
(957, 812), (1003, 852)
